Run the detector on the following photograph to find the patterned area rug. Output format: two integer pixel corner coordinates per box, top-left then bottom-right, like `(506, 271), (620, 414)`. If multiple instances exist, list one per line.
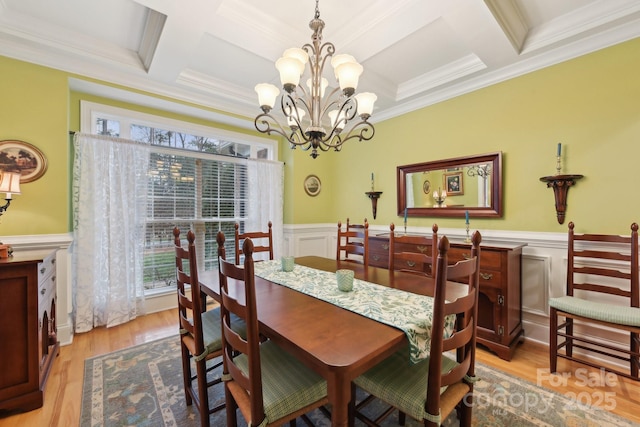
(80, 336), (635, 426)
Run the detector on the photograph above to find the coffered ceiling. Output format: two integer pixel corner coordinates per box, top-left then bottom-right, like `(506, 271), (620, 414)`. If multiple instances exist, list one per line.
(1, 0), (639, 128)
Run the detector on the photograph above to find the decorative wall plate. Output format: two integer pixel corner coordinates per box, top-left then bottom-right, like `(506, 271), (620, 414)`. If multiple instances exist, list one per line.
(303, 174), (321, 197)
(423, 179), (431, 194)
(0, 140), (48, 183)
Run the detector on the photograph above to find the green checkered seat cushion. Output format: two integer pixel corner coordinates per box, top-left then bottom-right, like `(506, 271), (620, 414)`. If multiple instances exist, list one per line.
(192, 307), (246, 361)
(233, 340), (327, 425)
(549, 296), (640, 327)
(354, 346), (458, 422)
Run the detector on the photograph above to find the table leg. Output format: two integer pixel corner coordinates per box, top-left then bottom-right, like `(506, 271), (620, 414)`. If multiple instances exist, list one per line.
(327, 373), (351, 427)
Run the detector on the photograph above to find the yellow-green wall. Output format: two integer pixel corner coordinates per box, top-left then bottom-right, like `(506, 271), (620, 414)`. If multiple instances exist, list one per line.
(313, 37), (640, 234)
(1, 37), (639, 237)
(0, 57), (69, 235)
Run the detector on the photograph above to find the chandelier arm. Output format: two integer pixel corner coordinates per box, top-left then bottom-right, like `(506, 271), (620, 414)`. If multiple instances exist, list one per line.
(340, 98), (358, 121)
(334, 120), (376, 144)
(255, 113), (302, 143)
(318, 87), (342, 119)
(292, 88), (313, 121)
(317, 42), (335, 69)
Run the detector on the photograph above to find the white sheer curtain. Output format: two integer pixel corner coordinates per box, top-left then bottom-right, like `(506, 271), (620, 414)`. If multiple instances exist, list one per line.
(72, 133), (150, 332)
(247, 159), (284, 259)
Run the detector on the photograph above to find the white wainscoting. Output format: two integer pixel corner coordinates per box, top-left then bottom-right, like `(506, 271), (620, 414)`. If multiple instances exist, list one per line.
(7, 226), (633, 370)
(284, 223), (633, 369)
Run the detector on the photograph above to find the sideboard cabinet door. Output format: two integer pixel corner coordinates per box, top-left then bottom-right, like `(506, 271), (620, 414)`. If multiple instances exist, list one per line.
(0, 250), (59, 412)
(369, 234), (525, 360)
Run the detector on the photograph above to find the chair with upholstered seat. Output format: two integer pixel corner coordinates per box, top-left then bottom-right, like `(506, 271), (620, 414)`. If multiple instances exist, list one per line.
(549, 222), (640, 381)
(234, 221), (273, 264)
(173, 227), (226, 427)
(388, 222), (438, 277)
(336, 218), (369, 267)
(217, 232), (330, 426)
(351, 231), (482, 427)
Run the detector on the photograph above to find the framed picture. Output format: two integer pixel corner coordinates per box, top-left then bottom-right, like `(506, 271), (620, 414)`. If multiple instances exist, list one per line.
(0, 140), (48, 183)
(444, 171), (463, 195)
(303, 174), (321, 197)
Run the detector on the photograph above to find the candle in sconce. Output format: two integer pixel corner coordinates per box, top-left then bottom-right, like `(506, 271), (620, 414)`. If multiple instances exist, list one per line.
(557, 143), (562, 157)
(404, 207), (408, 223)
(371, 172), (374, 190)
(465, 210), (469, 224)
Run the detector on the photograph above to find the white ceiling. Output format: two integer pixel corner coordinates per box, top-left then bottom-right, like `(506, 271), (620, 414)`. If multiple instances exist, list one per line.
(1, 0), (639, 129)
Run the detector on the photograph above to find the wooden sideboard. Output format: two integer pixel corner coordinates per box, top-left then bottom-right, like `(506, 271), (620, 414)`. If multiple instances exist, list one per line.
(369, 234), (526, 360)
(0, 250), (59, 412)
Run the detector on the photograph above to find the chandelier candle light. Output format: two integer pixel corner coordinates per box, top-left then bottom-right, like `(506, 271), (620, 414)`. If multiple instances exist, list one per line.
(254, 0), (376, 159)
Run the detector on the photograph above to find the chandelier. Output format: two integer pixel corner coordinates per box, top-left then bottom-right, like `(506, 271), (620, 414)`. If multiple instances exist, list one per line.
(254, 0), (376, 159)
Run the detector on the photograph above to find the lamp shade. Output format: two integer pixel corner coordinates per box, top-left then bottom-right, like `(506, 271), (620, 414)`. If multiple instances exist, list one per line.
(335, 61), (363, 92)
(276, 56), (305, 87)
(286, 108), (306, 127)
(306, 77), (329, 98)
(328, 109), (346, 131)
(255, 83), (280, 109)
(355, 92), (377, 116)
(282, 48), (309, 66)
(331, 54), (357, 78)
(0, 171), (21, 199)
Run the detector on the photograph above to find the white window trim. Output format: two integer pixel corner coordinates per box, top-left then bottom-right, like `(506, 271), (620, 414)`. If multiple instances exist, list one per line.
(80, 100), (278, 160)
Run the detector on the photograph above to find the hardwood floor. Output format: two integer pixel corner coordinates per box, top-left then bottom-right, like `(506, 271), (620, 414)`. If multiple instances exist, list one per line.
(1, 309), (638, 426)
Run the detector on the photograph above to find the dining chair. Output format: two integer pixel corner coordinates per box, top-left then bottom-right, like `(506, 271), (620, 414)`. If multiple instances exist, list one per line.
(216, 232), (330, 426)
(549, 222), (640, 380)
(388, 222), (438, 276)
(336, 217), (369, 267)
(351, 231), (482, 427)
(234, 221), (274, 264)
(173, 227), (226, 427)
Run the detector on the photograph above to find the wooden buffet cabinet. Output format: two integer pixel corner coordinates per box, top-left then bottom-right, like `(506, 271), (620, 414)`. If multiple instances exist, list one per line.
(0, 250), (59, 412)
(369, 234), (525, 360)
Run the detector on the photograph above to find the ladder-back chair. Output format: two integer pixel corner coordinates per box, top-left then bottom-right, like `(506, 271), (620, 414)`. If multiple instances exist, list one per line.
(173, 227), (225, 426)
(234, 221), (273, 264)
(216, 232), (329, 426)
(336, 218), (369, 267)
(549, 222), (640, 380)
(351, 231), (482, 426)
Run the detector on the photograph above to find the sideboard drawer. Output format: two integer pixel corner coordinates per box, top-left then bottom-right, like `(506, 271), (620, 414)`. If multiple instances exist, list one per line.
(37, 251), (56, 284)
(368, 233), (525, 360)
(448, 246), (502, 270)
(478, 269), (502, 288)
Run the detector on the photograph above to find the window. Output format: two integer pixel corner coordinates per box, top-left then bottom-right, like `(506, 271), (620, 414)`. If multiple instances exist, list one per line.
(81, 101), (276, 294)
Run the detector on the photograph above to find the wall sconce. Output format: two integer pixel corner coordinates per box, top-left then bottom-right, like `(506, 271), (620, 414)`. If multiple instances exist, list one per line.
(365, 191), (382, 219)
(539, 143), (583, 224)
(0, 171), (21, 216)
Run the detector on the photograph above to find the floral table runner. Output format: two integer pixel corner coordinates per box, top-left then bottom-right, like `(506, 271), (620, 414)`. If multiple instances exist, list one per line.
(253, 260), (455, 363)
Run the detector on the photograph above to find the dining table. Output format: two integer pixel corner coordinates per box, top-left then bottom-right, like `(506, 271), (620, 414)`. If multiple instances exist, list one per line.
(198, 256), (467, 427)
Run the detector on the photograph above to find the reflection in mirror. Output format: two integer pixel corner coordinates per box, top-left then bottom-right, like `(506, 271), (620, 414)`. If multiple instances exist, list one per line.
(397, 152), (502, 218)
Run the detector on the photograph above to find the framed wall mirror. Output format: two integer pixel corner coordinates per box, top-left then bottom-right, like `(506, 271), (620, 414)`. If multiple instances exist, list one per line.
(397, 152), (503, 218)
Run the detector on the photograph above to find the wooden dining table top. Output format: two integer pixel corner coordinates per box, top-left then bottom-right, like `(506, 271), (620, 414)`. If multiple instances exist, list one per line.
(198, 256), (467, 427)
